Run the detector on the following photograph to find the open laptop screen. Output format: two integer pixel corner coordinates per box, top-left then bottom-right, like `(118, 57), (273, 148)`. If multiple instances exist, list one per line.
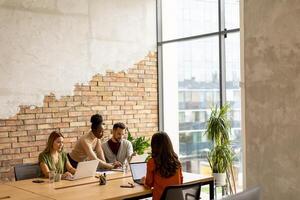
(129, 162), (147, 181)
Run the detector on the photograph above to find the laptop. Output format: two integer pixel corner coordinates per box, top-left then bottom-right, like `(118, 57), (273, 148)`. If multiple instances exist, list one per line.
(65, 160), (99, 181)
(129, 162), (147, 185)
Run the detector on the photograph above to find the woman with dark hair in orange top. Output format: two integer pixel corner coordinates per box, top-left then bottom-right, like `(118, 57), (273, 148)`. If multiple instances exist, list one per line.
(141, 131), (183, 200)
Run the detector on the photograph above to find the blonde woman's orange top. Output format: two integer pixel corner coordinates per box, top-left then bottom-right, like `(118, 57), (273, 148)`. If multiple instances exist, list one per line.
(145, 158), (183, 200)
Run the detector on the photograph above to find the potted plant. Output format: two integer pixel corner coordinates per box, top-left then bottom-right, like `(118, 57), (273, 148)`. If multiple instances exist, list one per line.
(126, 128), (150, 155)
(205, 104), (233, 186)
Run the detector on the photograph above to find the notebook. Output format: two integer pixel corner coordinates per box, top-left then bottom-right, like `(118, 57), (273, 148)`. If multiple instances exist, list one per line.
(65, 160), (99, 181)
(129, 162), (147, 185)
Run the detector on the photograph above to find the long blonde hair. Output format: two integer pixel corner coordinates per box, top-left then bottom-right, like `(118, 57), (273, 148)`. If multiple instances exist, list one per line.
(43, 131), (64, 153)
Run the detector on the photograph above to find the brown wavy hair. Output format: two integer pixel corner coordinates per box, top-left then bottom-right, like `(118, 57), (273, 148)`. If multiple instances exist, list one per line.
(43, 131), (64, 153)
(151, 131), (181, 178)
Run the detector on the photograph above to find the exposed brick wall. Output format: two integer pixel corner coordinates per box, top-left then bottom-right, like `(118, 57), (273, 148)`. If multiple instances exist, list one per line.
(0, 52), (158, 181)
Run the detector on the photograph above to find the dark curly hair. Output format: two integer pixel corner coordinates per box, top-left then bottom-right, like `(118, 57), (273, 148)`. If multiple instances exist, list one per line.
(151, 131), (181, 178)
(90, 114), (103, 131)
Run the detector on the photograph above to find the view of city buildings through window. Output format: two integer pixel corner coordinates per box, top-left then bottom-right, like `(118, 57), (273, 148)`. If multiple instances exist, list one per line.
(158, 0), (242, 192)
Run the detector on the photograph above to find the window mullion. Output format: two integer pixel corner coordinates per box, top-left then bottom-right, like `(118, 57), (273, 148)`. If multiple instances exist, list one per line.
(219, 0), (226, 106)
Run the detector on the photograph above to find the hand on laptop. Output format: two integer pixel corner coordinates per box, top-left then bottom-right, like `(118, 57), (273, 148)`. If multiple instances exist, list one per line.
(62, 171), (73, 180)
(140, 176), (146, 185)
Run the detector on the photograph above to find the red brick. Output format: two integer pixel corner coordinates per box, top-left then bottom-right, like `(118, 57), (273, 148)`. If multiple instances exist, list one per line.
(125, 82), (138, 87)
(24, 119), (46, 125)
(100, 110), (112, 116)
(2, 148), (20, 154)
(75, 85), (90, 91)
(116, 96), (128, 101)
(12, 141), (45, 148)
(70, 122), (86, 127)
(100, 92), (113, 96)
(0, 132), (8, 138)
(112, 101), (125, 106)
(49, 101), (66, 107)
(129, 96), (142, 101)
(69, 111), (83, 117)
(97, 82), (109, 86)
(81, 91), (97, 96)
(127, 119), (140, 124)
(29, 152), (39, 157)
(62, 117), (77, 122)
(54, 123), (69, 128)
(18, 136), (35, 142)
(17, 114), (35, 120)
(77, 116), (90, 122)
(110, 82), (125, 87)
(5, 120), (23, 126)
(103, 96), (116, 101)
(45, 118), (61, 123)
(37, 124), (52, 130)
(25, 107), (43, 114)
(123, 115), (134, 119)
(61, 96), (74, 101)
(60, 107), (72, 112)
(60, 127), (78, 133)
(125, 101), (137, 106)
(83, 101), (100, 106)
(36, 113), (52, 119)
(0, 154), (13, 161)
(105, 86), (120, 91)
(96, 101), (111, 106)
(43, 107), (59, 113)
(103, 77), (117, 82)
(90, 86), (105, 91)
(9, 131), (27, 137)
(89, 81), (98, 86)
(12, 153), (29, 160)
(23, 158), (38, 163)
(75, 107), (91, 111)
(36, 135), (50, 141)
(0, 143), (11, 150)
(64, 137), (77, 143)
(27, 129), (53, 136)
(0, 120), (5, 126)
(18, 124), (37, 131)
(0, 137), (17, 143)
(53, 112), (68, 118)
(0, 126), (17, 132)
(0, 166), (11, 173)
(21, 147), (38, 153)
(133, 105), (144, 110)
(107, 106), (120, 110)
(138, 110), (151, 114)
(67, 101), (81, 107)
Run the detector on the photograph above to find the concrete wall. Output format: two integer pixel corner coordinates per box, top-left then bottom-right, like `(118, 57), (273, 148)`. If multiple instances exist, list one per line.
(0, 0), (156, 118)
(244, 0), (300, 199)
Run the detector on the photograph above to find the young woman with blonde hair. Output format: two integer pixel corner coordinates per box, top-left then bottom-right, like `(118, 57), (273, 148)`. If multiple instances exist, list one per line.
(39, 131), (76, 179)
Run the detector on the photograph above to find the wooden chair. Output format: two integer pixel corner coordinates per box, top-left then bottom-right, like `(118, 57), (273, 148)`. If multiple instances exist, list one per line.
(14, 163), (41, 181)
(160, 181), (202, 200)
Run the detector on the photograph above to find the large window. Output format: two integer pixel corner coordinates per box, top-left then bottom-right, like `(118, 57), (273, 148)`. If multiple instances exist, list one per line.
(158, 0), (242, 191)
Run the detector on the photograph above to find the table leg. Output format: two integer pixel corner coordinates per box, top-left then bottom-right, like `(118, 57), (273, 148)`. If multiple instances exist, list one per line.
(209, 180), (214, 200)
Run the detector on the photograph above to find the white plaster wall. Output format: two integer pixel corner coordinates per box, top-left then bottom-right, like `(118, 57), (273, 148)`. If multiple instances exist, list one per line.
(0, 0), (156, 118)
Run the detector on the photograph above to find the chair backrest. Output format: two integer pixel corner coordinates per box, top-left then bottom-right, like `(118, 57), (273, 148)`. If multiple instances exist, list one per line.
(14, 163), (41, 181)
(160, 181), (202, 200)
(221, 186), (261, 200)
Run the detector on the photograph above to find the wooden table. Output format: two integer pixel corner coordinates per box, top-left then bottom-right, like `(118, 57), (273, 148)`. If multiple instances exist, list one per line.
(4, 172), (214, 200)
(0, 184), (52, 200)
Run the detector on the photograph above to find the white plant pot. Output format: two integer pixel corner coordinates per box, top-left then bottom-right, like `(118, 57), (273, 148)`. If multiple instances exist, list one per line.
(213, 173), (227, 186)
